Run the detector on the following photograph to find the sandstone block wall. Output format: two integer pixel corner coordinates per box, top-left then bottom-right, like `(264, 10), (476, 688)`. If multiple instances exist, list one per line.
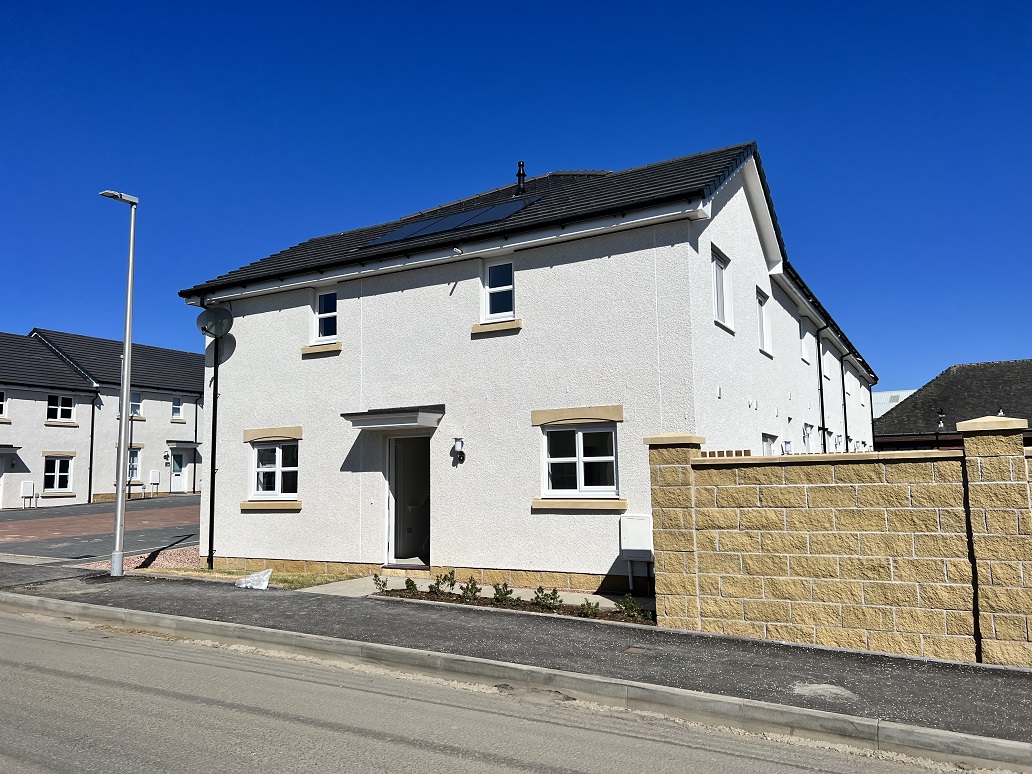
(649, 417), (1032, 668)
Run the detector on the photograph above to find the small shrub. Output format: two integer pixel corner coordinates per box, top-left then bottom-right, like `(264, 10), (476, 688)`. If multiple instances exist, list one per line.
(372, 573), (387, 593)
(459, 575), (482, 602)
(404, 577), (418, 593)
(577, 599), (600, 618)
(428, 569), (457, 595)
(615, 593), (650, 621)
(491, 582), (517, 607)
(531, 586), (562, 610)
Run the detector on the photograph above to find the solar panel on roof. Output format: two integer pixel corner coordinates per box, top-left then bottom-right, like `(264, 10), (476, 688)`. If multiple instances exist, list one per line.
(365, 196), (540, 248)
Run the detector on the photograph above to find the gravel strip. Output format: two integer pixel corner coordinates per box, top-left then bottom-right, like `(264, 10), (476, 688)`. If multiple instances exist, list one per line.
(77, 546), (201, 572)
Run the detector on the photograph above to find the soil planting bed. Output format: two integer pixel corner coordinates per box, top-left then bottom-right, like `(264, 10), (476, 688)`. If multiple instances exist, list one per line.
(378, 588), (655, 625)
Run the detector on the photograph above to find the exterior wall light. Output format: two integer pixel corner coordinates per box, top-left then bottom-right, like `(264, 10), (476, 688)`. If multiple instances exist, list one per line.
(452, 438), (465, 464)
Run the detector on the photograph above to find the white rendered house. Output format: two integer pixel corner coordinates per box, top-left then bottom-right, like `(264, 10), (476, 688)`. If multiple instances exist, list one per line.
(180, 143), (877, 589)
(0, 329), (204, 508)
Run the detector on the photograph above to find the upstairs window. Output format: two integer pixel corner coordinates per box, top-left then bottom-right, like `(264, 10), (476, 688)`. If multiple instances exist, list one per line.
(0, 390), (6, 418)
(712, 249), (731, 327)
(543, 425), (618, 497)
(316, 291), (337, 341)
(483, 261), (515, 321)
(253, 442), (299, 499)
(47, 395), (74, 422)
(171, 397), (183, 419)
(130, 392), (142, 416)
(757, 289), (771, 355)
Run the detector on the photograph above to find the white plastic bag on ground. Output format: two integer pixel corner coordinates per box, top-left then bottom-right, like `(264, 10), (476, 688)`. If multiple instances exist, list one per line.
(234, 569), (273, 589)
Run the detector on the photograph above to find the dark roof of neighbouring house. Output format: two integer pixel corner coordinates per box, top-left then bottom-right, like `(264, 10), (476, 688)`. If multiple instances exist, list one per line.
(30, 329), (204, 395)
(875, 359), (1032, 435)
(0, 332), (95, 392)
(178, 141), (874, 380)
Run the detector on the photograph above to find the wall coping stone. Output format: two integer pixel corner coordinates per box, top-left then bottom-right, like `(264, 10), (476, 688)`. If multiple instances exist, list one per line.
(956, 416), (1028, 433)
(643, 433), (705, 446)
(690, 449), (964, 467)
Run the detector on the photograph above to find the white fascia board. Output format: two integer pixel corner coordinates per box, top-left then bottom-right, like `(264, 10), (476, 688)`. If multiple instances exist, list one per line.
(193, 198), (711, 305)
(745, 163), (876, 385)
(741, 159), (783, 274)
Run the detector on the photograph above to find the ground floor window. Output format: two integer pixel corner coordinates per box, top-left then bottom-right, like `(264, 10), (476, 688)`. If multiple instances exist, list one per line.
(128, 448), (140, 481)
(43, 457), (71, 491)
(253, 442), (299, 499)
(543, 425), (617, 497)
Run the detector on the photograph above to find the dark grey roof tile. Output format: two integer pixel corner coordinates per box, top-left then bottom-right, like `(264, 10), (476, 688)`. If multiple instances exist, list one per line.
(875, 359), (1032, 435)
(31, 329), (204, 394)
(0, 332), (95, 392)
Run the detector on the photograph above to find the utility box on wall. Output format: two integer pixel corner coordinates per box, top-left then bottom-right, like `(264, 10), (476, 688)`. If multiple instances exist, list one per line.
(619, 515), (654, 594)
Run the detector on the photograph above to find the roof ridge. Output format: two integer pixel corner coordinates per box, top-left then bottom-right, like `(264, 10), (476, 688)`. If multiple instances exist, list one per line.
(31, 328), (202, 358)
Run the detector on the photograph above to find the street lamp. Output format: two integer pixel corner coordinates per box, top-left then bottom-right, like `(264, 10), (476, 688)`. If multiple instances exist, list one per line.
(100, 189), (139, 578)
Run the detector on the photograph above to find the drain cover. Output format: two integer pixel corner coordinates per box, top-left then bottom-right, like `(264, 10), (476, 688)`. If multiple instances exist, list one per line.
(623, 646), (648, 654)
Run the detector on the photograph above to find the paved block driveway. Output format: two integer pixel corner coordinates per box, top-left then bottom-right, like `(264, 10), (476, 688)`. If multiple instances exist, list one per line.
(0, 495), (199, 562)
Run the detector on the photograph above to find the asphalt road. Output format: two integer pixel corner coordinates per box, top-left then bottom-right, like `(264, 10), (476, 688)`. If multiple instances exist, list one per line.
(0, 495), (198, 561)
(0, 612), (988, 774)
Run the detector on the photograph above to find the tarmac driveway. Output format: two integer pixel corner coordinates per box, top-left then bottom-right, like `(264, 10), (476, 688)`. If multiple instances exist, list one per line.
(0, 495), (199, 563)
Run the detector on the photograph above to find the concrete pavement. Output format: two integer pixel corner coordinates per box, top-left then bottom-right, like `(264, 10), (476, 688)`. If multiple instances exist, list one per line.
(1, 611), (960, 774)
(2, 565), (1030, 770)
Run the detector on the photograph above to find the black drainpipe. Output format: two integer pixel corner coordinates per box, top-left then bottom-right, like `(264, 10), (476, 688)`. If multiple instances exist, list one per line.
(207, 331), (220, 570)
(840, 357), (850, 452)
(815, 324), (830, 453)
(87, 392), (98, 503)
(192, 395), (200, 493)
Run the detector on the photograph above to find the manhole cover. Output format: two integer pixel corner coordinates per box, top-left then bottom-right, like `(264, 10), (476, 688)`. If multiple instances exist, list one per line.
(623, 646), (648, 654)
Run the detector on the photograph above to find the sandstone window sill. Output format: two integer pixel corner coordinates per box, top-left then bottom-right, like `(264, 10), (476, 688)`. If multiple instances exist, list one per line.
(240, 500), (303, 511)
(472, 319), (523, 336)
(170, 418), (187, 424)
(44, 421), (79, 428)
(531, 498), (628, 511)
(302, 342), (342, 357)
(0, 418), (10, 424)
(41, 492), (76, 499)
(115, 415), (147, 421)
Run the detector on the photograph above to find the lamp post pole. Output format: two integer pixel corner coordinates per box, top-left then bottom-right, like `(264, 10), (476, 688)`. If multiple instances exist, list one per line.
(100, 190), (139, 578)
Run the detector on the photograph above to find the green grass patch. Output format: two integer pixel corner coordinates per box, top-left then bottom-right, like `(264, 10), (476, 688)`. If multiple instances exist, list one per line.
(137, 567), (359, 590)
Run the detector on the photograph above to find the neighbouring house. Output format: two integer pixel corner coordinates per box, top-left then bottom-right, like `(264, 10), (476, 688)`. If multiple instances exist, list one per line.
(872, 388), (916, 419)
(875, 359), (1032, 451)
(0, 329), (204, 509)
(179, 142), (877, 591)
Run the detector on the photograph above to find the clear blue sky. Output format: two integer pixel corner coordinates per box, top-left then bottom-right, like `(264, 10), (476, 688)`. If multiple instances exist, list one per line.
(2, 2), (1029, 390)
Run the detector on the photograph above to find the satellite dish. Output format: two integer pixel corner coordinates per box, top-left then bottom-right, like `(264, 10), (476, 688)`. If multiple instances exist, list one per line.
(196, 307), (233, 338)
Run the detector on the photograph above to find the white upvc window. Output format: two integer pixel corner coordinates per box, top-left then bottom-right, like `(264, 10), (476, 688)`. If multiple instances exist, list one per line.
(712, 249), (731, 327)
(482, 260), (515, 321)
(757, 289), (771, 355)
(315, 291), (338, 341)
(252, 442), (299, 500)
(0, 390), (6, 418)
(127, 448), (140, 481)
(46, 395), (74, 422)
(171, 397), (183, 419)
(543, 424), (618, 497)
(129, 392), (142, 416)
(43, 457), (72, 491)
